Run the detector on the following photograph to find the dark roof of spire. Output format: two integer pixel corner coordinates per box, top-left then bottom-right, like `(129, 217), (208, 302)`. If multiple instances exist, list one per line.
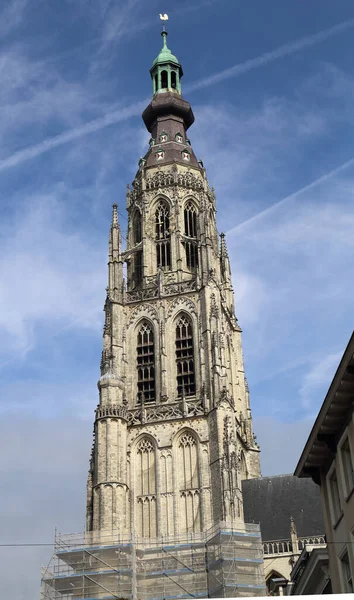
(151, 30), (180, 69)
(242, 475), (325, 541)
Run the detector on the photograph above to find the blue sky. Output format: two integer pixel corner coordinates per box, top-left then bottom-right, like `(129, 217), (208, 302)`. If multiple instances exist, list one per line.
(1, 0), (354, 595)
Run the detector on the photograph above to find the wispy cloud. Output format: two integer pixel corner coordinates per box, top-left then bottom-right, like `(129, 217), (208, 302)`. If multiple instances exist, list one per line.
(0, 193), (106, 360)
(226, 152), (354, 236)
(300, 352), (343, 409)
(0, 0), (28, 38)
(1, 18), (351, 172)
(0, 99), (147, 171)
(186, 18), (354, 93)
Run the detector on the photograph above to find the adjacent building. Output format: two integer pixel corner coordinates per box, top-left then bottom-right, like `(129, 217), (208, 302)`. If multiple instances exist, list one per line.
(295, 332), (354, 594)
(242, 474), (326, 593)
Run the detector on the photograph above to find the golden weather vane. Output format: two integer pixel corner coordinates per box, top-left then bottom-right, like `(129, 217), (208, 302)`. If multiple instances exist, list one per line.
(159, 13), (168, 31)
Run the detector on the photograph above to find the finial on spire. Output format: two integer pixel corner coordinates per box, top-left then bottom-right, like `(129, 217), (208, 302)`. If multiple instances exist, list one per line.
(111, 203), (119, 228)
(159, 13), (168, 34)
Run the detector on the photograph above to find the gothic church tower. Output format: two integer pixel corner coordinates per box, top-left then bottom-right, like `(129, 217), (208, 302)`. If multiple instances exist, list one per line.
(86, 27), (261, 539)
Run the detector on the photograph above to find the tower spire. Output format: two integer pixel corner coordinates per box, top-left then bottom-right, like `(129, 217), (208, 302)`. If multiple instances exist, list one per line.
(150, 16), (183, 95)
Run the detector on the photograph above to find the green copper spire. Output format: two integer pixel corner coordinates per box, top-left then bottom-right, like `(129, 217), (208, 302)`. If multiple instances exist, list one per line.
(152, 30), (179, 68)
(150, 26), (183, 95)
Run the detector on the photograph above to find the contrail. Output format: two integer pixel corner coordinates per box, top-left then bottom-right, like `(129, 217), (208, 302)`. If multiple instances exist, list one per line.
(0, 99), (148, 173)
(226, 154), (354, 236)
(185, 18), (354, 93)
(0, 19), (353, 173)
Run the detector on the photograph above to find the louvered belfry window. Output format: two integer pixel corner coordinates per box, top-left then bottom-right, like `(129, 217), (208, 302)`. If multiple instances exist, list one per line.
(184, 202), (198, 268)
(155, 201), (171, 269)
(137, 322), (155, 403)
(133, 211), (142, 284)
(176, 315), (195, 397)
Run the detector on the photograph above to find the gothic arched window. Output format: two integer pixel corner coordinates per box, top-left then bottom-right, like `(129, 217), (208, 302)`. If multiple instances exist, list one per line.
(137, 322), (155, 403)
(178, 432), (201, 532)
(161, 70), (168, 88)
(184, 201), (198, 268)
(240, 451), (248, 480)
(136, 438), (157, 537)
(133, 211), (142, 244)
(132, 211), (142, 284)
(155, 201), (171, 269)
(175, 315), (195, 397)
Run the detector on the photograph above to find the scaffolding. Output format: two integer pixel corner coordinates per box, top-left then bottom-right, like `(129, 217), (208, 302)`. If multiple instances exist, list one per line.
(41, 522), (266, 599)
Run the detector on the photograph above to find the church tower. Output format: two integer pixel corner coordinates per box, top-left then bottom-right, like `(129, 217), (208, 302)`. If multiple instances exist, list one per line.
(41, 25), (265, 600)
(86, 25), (261, 538)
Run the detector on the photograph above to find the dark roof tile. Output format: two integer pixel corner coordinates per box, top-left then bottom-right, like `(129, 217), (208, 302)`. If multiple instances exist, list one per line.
(242, 475), (324, 541)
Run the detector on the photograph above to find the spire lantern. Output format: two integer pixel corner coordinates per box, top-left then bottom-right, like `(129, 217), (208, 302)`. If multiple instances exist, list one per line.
(150, 19), (183, 95)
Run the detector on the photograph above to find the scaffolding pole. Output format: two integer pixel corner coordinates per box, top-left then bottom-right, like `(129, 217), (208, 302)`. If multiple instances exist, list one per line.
(41, 522), (266, 600)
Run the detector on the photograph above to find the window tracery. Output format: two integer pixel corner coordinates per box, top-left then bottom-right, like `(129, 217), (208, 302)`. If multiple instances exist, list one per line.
(132, 211), (143, 284)
(137, 322), (155, 403)
(184, 201), (198, 268)
(178, 432), (201, 532)
(175, 315), (195, 397)
(155, 201), (171, 269)
(136, 438), (157, 537)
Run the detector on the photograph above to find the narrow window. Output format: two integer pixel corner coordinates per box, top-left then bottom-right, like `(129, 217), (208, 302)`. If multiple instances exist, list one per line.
(184, 202), (198, 268)
(178, 432), (201, 533)
(137, 323), (155, 403)
(341, 437), (354, 496)
(161, 70), (168, 88)
(155, 201), (171, 269)
(136, 439), (157, 537)
(134, 250), (143, 285)
(154, 74), (158, 92)
(156, 149), (164, 160)
(176, 315), (195, 397)
(132, 211), (142, 284)
(341, 549), (353, 592)
(329, 468), (342, 522)
(171, 71), (177, 88)
(133, 211), (142, 244)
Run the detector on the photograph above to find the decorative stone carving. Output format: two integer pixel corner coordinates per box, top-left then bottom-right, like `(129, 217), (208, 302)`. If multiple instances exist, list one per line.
(128, 303), (159, 325)
(127, 399), (204, 426)
(103, 298), (112, 337)
(95, 404), (128, 420)
(167, 296), (197, 318)
(146, 171), (174, 190)
(177, 171), (203, 191)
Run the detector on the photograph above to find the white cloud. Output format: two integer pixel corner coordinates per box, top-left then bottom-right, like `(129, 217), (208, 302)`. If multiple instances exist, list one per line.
(300, 351), (342, 409)
(186, 18), (354, 93)
(0, 191), (106, 360)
